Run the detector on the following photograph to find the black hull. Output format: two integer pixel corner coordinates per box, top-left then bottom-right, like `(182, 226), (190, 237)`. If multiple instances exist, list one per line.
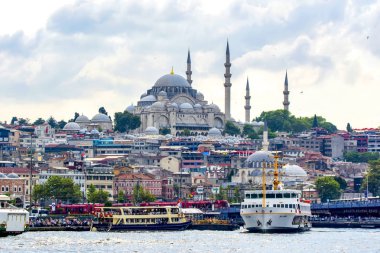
(188, 223), (240, 231)
(246, 226), (311, 233)
(92, 221), (191, 232)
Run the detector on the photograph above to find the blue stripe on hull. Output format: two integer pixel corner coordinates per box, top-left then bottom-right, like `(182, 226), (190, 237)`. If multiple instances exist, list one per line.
(246, 226), (311, 233)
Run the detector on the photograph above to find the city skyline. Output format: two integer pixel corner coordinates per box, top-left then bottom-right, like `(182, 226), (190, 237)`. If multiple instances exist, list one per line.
(0, 1), (379, 130)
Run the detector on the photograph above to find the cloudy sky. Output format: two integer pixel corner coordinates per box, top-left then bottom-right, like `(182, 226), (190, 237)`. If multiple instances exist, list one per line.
(0, 0), (379, 129)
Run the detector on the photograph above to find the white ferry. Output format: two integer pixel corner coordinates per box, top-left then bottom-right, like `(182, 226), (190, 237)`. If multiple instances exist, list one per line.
(0, 195), (29, 236)
(240, 152), (311, 233)
(91, 205), (191, 231)
(241, 189), (311, 233)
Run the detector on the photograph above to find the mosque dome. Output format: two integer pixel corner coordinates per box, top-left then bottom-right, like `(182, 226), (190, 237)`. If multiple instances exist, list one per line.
(245, 151), (274, 168)
(208, 127), (222, 137)
(140, 92), (147, 99)
(7, 173), (19, 179)
(208, 103), (220, 112)
(145, 126), (159, 135)
(92, 113), (111, 122)
(140, 95), (157, 102)
(194, 103), (202, 109)
(158, 90), (167, 96)
(151, 101), (165, 109)
(75, 115), (90, 123)
(0, 173), (7, 179)
(126, 104), (135, 113)
(63, 122), (81, 131)
(282, 164), (307, 177)
(196, 92), (204, 101)
(180, 103), (193, 110)
(154, 73), (191, 88)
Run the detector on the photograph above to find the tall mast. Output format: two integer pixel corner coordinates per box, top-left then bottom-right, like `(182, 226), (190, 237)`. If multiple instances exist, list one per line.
(273, 152), (280, 190)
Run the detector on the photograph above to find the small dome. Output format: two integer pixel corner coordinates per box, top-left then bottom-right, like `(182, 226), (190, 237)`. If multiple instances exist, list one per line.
(158, 90), (167, 96)
(168, 102), (178, 108)
(245, 151), (274, 168)
(126, 104), (135, 113)
(194, 103), (202, 109)
(75, 115), (90, 123)
(92, 113), (111, 122)
(282, 164), (307, 177)
(145, 126), (159, 135)
(208, 103), (220, 112)
(140, 95), (157, 102)
(140, 92), (147, 99)
(180, 103), (193, 110)
(91, 129), (100, 135)
(0, 173), (7, 179)
(7, 173), (19, 179)
(63, 122), (81, 131)
(151, 101), (165, 109)
(196, 92), (204, 101)
(154, 73), (191, 88)
(208, 127), (222, 137)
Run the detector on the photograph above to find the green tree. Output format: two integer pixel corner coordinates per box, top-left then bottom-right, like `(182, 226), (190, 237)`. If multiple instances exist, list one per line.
(10, 117), (18, 125)
(334, 176), (347, 190)
(132, 184), (156, 204)
(216, 186), (227, 200)
(117, 190), (126, 203)
(114, 111), (141, 133)
(33, 118), (45, 125)
(312, 114), (318, 128)
(224, 121), (241, 136)
(233, 187), (241, 203)
(87, 184), (97, 203)
(99, 106), (108, 115)
(92, 189), (109, 204)
(18, 118), (29, 125)
(58, 120), (67, 129)
(242, 124), (259, 139)
(361, 160), (380, 196)
(183, 129), (190, 136)
(69, 112), (80, 122)
(344, 152), (380, 163)
(37, 176), (82, 204)
(346, 123), (353, 133)
(32, 184), (46, 204)
(315, 176), (341, 202)
(47, 116), (58, 128)
(159, 127), (171, 135)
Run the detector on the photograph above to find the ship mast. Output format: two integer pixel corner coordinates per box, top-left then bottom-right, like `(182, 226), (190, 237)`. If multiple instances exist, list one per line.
(262, 160), (266, 207)
(273, 152), (280, 190)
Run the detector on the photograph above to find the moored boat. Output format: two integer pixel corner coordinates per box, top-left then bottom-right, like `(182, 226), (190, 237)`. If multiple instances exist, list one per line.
(91, 205), (191, 231)
(0, 195), (29, 236)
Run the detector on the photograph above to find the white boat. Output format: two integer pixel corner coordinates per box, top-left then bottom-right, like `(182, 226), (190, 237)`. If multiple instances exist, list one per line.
(240, 153), (311, 233)
(0, 195), (29, 236)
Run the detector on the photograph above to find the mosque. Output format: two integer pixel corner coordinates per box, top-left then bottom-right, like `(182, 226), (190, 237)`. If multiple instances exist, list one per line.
(126, 41), (290, 136)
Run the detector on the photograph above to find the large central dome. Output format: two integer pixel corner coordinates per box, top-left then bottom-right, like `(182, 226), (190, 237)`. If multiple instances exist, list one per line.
(154, 73), (191, 88)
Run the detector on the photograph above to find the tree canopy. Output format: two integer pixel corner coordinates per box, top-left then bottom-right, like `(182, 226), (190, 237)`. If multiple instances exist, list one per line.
(256, 109), (337, 134)
(32, 176), (82, 204)
(346, 123), (353, 132)
(87, 184), (109, 204)
(224, 121), (241, 136)
(11, 117), (18, 125)
(99, 106), (108, 115)
(114, 111), (141, 133)
(343, 152), (380, 163)
(33, 118), (45, 125)
(58, 120), (67, 129)
(47, 116), (58, 129)
(315, 176), (341, 202)
(132, 184), (156, 204)
(242, 124), (259, 139)
(361, 160), (380, 197)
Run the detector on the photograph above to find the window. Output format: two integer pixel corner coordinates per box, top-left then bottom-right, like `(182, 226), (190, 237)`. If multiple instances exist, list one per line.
(285, 204), (288, 208)
(276, 193), (283, 198)
(284, 193), (291, 198)
(280, 204), (284, 208)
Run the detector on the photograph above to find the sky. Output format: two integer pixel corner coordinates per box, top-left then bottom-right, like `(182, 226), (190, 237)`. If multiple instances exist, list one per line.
(0, 0), (379, 130)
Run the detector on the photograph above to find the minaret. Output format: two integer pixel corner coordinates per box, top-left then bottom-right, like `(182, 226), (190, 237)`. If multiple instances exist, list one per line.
(244, 77), (251, 122)
(224, 40), (232, 120)
(186, 49), (192, 86)
(283, 70), (290, 111)
(262, 121), (269, 151)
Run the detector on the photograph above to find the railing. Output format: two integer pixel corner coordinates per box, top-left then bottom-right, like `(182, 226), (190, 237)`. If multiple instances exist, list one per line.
(311, 200), (380, 209)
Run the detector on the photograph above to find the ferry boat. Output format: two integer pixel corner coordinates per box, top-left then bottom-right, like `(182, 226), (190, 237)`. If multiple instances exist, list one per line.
(91, 205), (191, 231)
(240, 153), (312, 233)
(0, 195), (29, 236)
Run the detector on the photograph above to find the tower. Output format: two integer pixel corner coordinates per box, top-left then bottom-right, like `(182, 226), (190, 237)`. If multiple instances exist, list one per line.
(244, 77), (251, 122)
(262, 121), (269, 151)
(283, 71), (290, 111)
(186, 49), (192, 86)
(224, 40), (232, 120)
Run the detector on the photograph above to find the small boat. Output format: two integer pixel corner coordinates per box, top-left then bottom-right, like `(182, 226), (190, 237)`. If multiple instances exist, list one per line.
(91, 205), (191, 231)
(0, 195), (29, 236)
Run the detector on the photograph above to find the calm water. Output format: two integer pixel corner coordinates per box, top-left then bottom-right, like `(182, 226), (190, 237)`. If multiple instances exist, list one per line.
(1, 228), (380, 253)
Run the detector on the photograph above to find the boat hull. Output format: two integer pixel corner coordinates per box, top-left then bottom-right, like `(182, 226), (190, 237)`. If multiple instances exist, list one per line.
(92, 221), (192, 232)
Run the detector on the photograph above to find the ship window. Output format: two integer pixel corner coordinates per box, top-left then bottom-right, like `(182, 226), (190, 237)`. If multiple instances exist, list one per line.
(258, 194), (263, 198)
(284, 193), (291, 198)
(285, 204), (289, 208)
(266, 194), (275, 198)
(281, 204), (284, 208)
(276, 193), (283, 198)
(273, 204), (276, 207)
(251, 194), (258, 199)
(291, 193), (297, 198)
(258, 204), (262, 207)
(245, 194), (250, 199)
